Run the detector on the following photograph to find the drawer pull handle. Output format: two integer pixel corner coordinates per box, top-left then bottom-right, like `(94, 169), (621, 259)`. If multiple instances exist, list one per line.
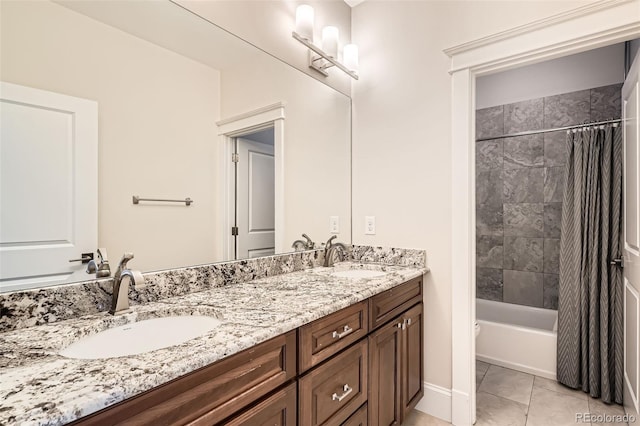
(332, 384), (353, 402)
(332, 325), (353, 339)
(404, 318), (412, 326)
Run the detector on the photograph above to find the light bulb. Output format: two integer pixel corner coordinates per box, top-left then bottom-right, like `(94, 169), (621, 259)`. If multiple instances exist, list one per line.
(322, 26), (339, 59)
(344, 44), (358, 72)
(295, 5), (314, 41)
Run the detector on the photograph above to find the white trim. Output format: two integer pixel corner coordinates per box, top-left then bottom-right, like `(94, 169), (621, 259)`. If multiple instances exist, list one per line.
(443, 0), (632, 56)
(216, 102), (286, 132)
(415, 382), (452, 423)
(215, 104), (285, 259)
(625, 280), (640, 413)
(448, 2), (640, 425)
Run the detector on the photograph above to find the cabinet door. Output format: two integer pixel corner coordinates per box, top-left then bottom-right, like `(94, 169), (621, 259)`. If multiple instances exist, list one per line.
(221, 382), (296, 426)
(342, 403), (367, 426)
(368, 318), (403, 426)
(401, 303), (424, 420)
(299, 300), (368, 373)
(299, 340), (368, 426)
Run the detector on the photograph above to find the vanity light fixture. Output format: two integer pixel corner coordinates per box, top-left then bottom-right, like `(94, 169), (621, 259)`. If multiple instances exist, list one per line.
(292, 5), (359, 80)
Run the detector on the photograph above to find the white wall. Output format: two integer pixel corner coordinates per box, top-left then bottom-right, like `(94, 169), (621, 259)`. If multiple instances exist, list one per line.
(1, 0), (221, 272)
(351, 0), (591, 396)
(177, 0), (353, 96)
(219, 54), (352, 251)
(477, 43), (625, 109)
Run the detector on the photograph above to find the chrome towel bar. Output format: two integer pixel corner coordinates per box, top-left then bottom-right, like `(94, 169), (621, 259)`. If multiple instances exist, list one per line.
(132, 196), (193, 206)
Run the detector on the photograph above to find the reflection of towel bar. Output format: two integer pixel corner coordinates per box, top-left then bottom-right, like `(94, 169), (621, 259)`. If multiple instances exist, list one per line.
(132, 196), (193, 206)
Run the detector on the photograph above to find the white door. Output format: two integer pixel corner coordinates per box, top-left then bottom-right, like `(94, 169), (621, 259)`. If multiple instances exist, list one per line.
(623, 51), (640, 417)
(0, 82), (98, 292)
(235, 137), (275, 259)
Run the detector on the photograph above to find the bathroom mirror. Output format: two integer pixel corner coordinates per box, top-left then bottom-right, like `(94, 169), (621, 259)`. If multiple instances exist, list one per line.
(0, 0), (351, 292)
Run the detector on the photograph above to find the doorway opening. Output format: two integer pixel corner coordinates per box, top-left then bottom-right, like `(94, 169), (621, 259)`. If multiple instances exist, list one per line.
(215, 102), (285, 262)
(447, 4), (640, 424)
(231, 126), (275, 260)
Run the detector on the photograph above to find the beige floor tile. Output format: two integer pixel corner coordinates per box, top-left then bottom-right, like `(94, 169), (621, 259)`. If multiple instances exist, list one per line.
(477, 361), (490, 390)
(478, 365), (534, 405)
(533, 376), (588, 400)
(477, 360), (490, 375)
(403, 409), (450, 426)
(526, 386), (590, 426)
(476, 391), (528, 426)
(589, 397), (628, 426)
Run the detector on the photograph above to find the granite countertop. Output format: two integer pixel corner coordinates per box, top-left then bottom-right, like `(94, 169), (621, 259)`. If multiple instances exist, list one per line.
(0, 261), (426, 426)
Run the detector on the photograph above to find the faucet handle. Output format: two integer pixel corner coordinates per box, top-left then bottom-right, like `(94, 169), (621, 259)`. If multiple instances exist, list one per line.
(302, 234), (315, 249)
(325, 235), (337, 249)
(118, 252), (135, 270)
(97, 248), (108, 263)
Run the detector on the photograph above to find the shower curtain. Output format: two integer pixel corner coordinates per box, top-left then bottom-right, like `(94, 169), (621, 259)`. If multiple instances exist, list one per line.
(557, 124), (624, 403)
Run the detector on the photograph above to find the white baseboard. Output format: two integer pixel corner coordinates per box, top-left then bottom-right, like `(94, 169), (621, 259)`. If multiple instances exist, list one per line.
(415, 382), (452, 423)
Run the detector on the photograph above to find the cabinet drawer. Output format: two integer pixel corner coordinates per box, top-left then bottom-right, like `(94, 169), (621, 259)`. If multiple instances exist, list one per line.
(342, 403), (367, 426)
(72, 331), (296, 426)
(299, 300), (368, 372)
(369, 276), (422, 331)
(299, 339), (368, 426)
(221, 382), (297, 426)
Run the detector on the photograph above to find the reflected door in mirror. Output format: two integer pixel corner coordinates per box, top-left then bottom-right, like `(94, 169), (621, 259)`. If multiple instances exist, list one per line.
(0, 82), (98, 292)
(235, 134), (275, 259)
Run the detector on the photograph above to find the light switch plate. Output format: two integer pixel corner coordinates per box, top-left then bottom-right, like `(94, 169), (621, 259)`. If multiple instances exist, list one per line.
(330, 216), (339, 234)
(365, 216), (376, 235)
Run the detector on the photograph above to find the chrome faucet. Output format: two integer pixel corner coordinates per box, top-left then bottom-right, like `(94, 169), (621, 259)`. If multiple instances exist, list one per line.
(109, 252), (144, 315)
(291, 233), (315, 251)
(86, 248), (111, 278)
(323, 236), (350, 267)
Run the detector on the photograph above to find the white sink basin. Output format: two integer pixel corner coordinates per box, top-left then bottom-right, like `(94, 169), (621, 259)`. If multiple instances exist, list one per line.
(331, 269), (387, 279)
(59, 316), (221, 359)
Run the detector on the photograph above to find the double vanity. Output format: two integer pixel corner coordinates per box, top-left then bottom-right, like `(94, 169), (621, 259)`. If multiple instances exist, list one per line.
(0, 248), (427, 426)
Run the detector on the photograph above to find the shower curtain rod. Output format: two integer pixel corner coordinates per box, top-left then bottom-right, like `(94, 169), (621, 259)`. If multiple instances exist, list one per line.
(475, 118), (622, 142)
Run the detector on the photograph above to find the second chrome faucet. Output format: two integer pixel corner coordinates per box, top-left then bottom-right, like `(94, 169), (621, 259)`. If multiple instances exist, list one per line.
(109, 252), (144, 315)
(323, 236), (350, 267)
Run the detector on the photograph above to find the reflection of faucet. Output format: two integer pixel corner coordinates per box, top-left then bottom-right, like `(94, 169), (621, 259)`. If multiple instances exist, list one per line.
(324, 237), (350, 267)
(86, 248), (111, 278)
(109, 253), (144, 315)
(291, 233), (315, 251)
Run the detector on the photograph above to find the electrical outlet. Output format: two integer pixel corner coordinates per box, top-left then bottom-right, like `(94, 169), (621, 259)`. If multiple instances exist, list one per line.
(365, 216), (376, 235)
(330, 216), (339, 234)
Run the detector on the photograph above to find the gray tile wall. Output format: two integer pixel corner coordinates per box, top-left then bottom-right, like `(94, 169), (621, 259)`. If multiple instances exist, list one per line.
(476, 83), (622, 310)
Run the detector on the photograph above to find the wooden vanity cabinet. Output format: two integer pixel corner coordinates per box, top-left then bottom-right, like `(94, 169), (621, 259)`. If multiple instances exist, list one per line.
(69, 275), (423, 426)
(368, 302), (424, 426)
(369, 277), (422, 331)
(219, 382), (297, 426)
(298, 339), (368, 426)
(298, 300), (368, 373)
(70, 331), (296, 426)
(342, 403), (368, 426)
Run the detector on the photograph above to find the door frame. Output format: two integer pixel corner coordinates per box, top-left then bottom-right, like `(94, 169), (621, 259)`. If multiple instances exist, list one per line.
(447, 1), (640, 424)
(216, 103), (285, 261)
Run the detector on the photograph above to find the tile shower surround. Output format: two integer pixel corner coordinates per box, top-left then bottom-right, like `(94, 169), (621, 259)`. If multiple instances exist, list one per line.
(476, 83), (622, 310)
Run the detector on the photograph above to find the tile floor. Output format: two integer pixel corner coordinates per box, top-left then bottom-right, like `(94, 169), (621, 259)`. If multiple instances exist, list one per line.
(475, 361), (633, 426)
(405, 361), (634, 425)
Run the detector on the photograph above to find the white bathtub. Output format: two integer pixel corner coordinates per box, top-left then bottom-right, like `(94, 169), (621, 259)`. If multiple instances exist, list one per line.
(476, 299), (558, 380)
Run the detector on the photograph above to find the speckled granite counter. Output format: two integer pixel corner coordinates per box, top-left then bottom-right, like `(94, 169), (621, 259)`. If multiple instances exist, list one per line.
(0, 261), (426, 426)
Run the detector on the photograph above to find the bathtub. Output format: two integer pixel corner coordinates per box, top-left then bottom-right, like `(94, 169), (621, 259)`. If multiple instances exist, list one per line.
(476, 298), (558, 380)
